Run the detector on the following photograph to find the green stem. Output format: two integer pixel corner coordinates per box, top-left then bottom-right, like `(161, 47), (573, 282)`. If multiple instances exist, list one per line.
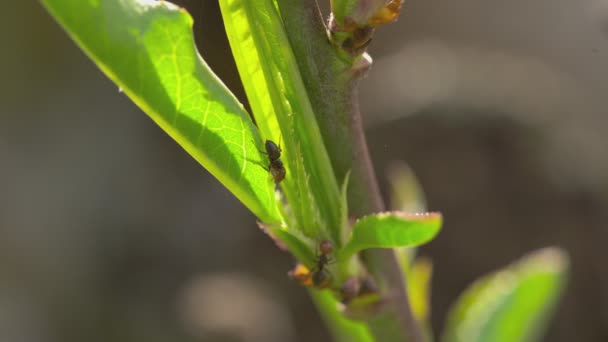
(309, 290), (374, 342)
(277, 1), (424, 341)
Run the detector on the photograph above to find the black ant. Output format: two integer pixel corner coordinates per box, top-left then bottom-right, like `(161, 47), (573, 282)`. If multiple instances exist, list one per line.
(264, 140), (282, 161)
(311, 240), (334, 287)
(259, 139), (285, 183)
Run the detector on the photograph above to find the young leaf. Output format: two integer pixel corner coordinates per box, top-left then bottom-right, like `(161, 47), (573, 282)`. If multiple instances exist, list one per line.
(340, 212), (442, 260)
(387, 161), (427, 213)
(442, 247), (569, 342)
(332, 0), (403, 27)
(339, 171), (352, 243)
(387, 161), (428, 267)
(408, 257), (433, 323)
(219, 0), (342, 243)
(41, 0), (279, 223)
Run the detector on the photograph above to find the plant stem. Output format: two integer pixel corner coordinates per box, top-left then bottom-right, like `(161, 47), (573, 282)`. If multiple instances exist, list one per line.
(349, 83), (424, 342)
(347, 82), (384, 213)
(277, 1), (425, 340)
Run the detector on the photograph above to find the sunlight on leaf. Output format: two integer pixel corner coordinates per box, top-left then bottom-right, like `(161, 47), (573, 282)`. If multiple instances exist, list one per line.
(41, 0), (279, 223)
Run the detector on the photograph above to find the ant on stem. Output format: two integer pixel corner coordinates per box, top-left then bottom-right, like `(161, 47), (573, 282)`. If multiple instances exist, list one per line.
(311, 240), (334, 287)
(255, 139), (285, 183)
(287, 240), (335, 288)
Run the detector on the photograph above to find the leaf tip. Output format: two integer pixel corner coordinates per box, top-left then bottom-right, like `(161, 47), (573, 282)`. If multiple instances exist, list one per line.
(519, 246), (570, 275)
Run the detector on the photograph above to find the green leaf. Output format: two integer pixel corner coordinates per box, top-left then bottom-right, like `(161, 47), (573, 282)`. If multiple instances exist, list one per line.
(41, 0), (279, 223)
(340, 212), (442, 260)
(387, 161), (427, 213)
(219, 0), (342, 244)
(339, 171), (352, 242)
(442, 247), (569, 342)
(274, 0), (354, 190)
(387, 161), (428, 285)
(408, 257), (433, 323)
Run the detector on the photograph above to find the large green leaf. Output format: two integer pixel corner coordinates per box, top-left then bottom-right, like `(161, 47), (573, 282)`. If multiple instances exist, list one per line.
(340, 212), (442, 260)
(41, 0), (279, 223)
(219, 0), (342, 244)
(442, 247), (569, 342)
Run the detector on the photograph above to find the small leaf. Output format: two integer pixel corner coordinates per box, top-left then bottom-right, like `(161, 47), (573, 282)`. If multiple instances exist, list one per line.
(388, 161), (429, 291)
(442, 247), (569, 342)
(408, 257), (433, 323)
(41, 0), (279, 223)
(332, 0), (403, 28)
(387, 161), (427, 213)
(339, 171), (352, 243)
(340, 212), (442, 260)
(332, 0), (387, 25)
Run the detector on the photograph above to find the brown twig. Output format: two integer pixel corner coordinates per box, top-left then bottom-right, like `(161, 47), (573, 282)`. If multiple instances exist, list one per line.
(349, 82), (424, 342)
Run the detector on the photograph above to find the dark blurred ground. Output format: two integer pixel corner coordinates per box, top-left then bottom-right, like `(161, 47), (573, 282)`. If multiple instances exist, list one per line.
(1, 1), (607, 341)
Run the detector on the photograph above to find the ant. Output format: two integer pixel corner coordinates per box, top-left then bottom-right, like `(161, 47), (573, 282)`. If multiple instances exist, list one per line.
(311, 240), (334, 287)
(258, 139), (285, 183)
(264, 140), (282, 161)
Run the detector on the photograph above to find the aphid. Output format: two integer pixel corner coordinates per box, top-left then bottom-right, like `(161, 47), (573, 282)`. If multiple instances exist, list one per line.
(359, 277), (379, 296)
(341, 277), (361, 304)
(311, 240), (334, 287)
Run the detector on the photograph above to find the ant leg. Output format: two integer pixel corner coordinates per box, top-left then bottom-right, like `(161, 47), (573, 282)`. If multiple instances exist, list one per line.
(245, 157), (269, 171)
(251, 138), (267, 156)
(327, 256), (336, 265)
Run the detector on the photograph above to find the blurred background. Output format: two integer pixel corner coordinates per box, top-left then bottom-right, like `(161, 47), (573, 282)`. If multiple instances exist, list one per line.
(3, 0), (607, 341)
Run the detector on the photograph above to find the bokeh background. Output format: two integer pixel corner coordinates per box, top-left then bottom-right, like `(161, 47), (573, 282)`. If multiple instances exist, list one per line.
(3, 1), (608, 341)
